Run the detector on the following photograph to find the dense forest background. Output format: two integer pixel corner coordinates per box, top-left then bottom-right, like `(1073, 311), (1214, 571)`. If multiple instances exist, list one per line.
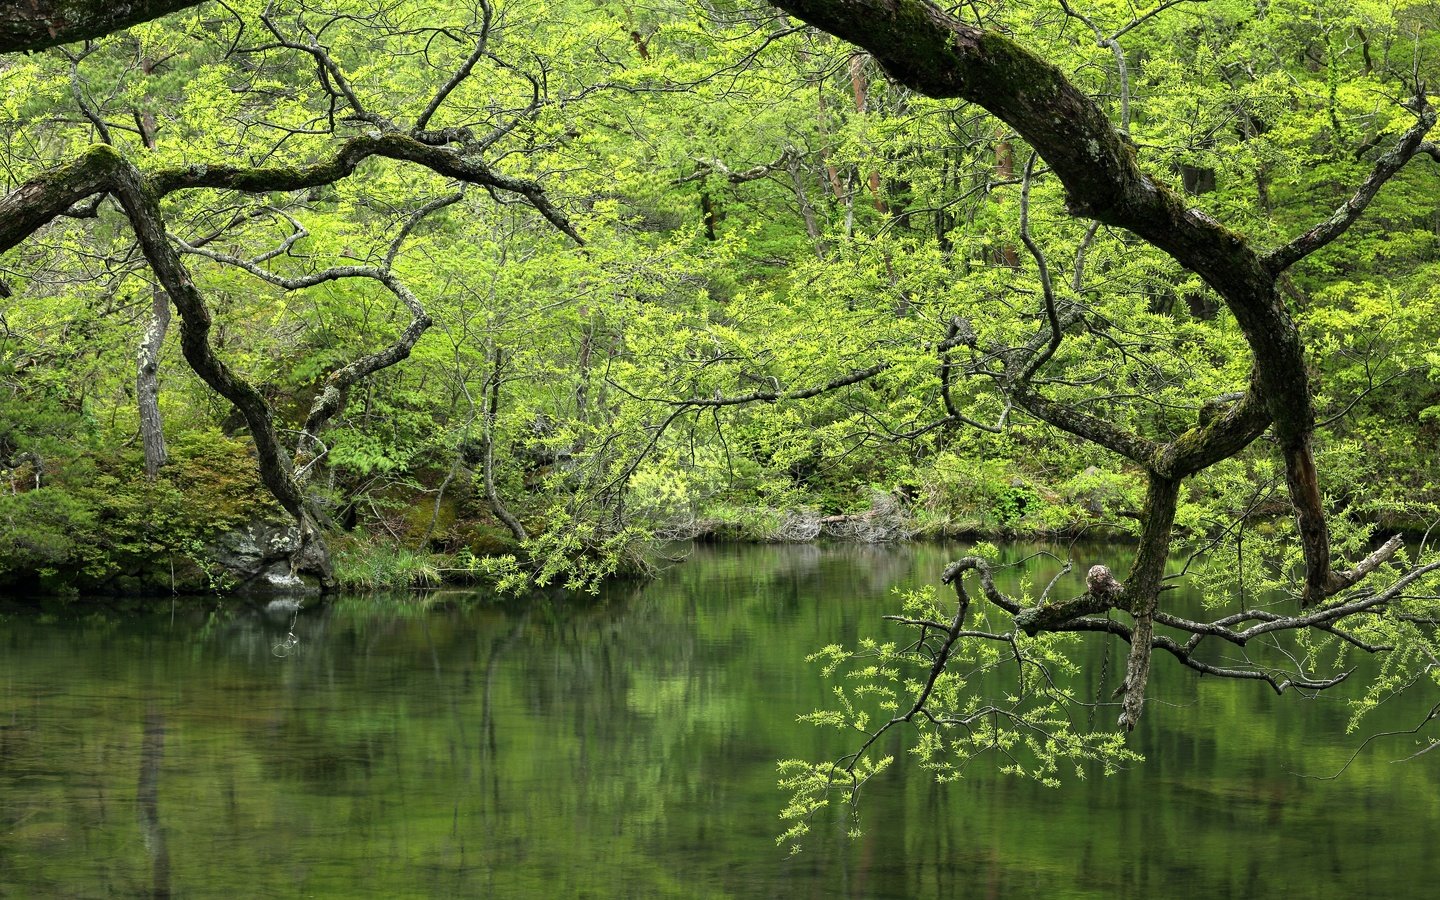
(5, 0), (1440, 836)
(1, 0), (1437, 596)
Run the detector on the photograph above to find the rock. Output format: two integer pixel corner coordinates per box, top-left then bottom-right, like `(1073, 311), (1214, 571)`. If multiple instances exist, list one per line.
(210, 521), (323, 596)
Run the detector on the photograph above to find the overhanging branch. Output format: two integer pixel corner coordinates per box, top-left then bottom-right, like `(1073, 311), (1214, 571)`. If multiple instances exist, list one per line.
(0, 0), (206, 54)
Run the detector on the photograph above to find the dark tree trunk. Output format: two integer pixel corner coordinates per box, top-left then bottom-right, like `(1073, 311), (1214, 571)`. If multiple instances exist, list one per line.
(769, 0), (1347, 612)
(768, 0), (1434, 722)
(1181, 164), (1215, 195)
(481, 351), (527, 543)
(5, 146), (336, 585)
(135, 57), (168, 480)
(293, 270), (433, 469)
(1117, 474), (1180, 730)
(991, 136), (1019, 267)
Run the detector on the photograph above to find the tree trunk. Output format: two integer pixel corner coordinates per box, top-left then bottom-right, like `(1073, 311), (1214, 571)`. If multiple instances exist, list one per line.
(788, 153), (827, 258)
(100, 148), (333, 586)
(848, 54), (890, 214)
(135, 56), (169, 480)
(1117, 473), (1180, 730)
(991, 136), (1019, 267)
(137, 288), (170, 478)
(816, 84), (847, 201)
(770, 0), (1350, 610)
(481, 351), (527, 543)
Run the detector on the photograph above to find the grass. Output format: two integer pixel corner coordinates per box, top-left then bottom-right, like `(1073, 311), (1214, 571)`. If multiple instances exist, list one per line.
(331, 536), (446, 591)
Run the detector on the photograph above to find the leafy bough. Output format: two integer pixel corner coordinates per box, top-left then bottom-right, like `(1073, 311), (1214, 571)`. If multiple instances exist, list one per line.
(780, 532), (1440, 850)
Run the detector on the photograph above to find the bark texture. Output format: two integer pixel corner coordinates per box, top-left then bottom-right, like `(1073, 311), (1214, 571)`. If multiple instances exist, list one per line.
(1116, 474), (1180, 730)
(137, 288), (170, 478)
(0, 105), (580, 587)
(770, 0), (1330, 597)
(0, 0), (204, 53)
(481, 354), (528, 543)
(0, 145), (333, 586)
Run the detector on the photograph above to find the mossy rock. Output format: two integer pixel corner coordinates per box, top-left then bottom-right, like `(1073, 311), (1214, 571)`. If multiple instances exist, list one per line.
(449, 521), (523, 557)
(404, 493), (459, 538)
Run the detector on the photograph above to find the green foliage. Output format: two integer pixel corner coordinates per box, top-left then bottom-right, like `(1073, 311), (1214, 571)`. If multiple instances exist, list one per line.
(0, 488), (97, 575)
(0, 426), (273, 591)
(6, 0), (1436, 591)
(331, 535), (445, 591)
(779, 582), (1143, 849)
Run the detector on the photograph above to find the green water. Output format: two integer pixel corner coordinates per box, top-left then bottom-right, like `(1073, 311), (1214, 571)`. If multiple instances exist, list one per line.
(3, 543), (1437, 898)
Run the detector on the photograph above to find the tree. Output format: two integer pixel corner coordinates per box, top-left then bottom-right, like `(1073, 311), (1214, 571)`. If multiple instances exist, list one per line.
(1, 1), (583, 583)
(765, 0), (1440, 842)
(3, 2), (1439, 803)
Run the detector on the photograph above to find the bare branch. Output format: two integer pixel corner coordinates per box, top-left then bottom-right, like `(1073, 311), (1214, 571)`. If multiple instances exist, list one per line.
(175, 191), (464, 462)
(413, 1), (493, 132)
(1326, 534), (1407, 595)
(1265, 103), (1437, 274)
(1015, 153), (1062, 381)
(673, 148), (800, 185)
(941, 556), (1022, 614)
(259, 3), (378, 126)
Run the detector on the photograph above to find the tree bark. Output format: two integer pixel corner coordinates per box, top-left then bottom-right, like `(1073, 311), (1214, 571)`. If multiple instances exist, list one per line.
(10, 145), (335, 585)
(292, 271), (433, 468)
(1117, 473), (1180, 730)
(848, 54), (889, 214)
(0, 118), (581, 587)
(135, 54), (169, 480)
(991, 136), (1020, 267)
(481, 352), (527, 543)
(137, 288), (169, 478)
(0, 0), (205, 53)
(787, 153), (826, 258)
(767, 0), (1392, 606)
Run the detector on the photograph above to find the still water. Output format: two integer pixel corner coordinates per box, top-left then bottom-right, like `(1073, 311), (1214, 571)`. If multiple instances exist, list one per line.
(3, 543), (1437, 898)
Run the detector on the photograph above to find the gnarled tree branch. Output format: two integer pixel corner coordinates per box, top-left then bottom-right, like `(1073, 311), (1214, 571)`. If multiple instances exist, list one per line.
(0, 0), (205, 54)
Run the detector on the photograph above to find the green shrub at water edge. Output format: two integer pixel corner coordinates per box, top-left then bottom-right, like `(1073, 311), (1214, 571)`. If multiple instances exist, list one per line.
(330, 536), (446, 591)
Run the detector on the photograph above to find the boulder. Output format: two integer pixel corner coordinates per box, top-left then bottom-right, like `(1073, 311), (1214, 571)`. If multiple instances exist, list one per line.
(210, 521), (323, 595)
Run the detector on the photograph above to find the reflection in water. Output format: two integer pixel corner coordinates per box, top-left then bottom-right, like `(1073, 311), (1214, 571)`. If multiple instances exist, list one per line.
(137, 707), (170, 900)
(1, 542), (1438, 898)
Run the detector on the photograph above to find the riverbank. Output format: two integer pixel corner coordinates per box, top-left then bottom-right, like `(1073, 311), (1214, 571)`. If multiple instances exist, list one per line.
(6, 465), (1431, 601)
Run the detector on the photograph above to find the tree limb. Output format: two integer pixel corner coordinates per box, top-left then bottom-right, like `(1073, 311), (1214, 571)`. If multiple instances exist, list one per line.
(769, 0), (1336, 608)
(0, 0), (206, 54)
(1265, 103), (1437, 274)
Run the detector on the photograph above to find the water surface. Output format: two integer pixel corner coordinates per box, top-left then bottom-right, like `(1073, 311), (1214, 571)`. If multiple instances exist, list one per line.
(2, 543), (1436, 897)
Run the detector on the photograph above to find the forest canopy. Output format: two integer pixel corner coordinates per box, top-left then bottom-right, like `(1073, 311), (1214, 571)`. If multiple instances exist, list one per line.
(3, 0), (1440, 828)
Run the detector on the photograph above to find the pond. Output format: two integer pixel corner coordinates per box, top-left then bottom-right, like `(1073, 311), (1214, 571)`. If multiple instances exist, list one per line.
(3, 542), (1437, 898)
